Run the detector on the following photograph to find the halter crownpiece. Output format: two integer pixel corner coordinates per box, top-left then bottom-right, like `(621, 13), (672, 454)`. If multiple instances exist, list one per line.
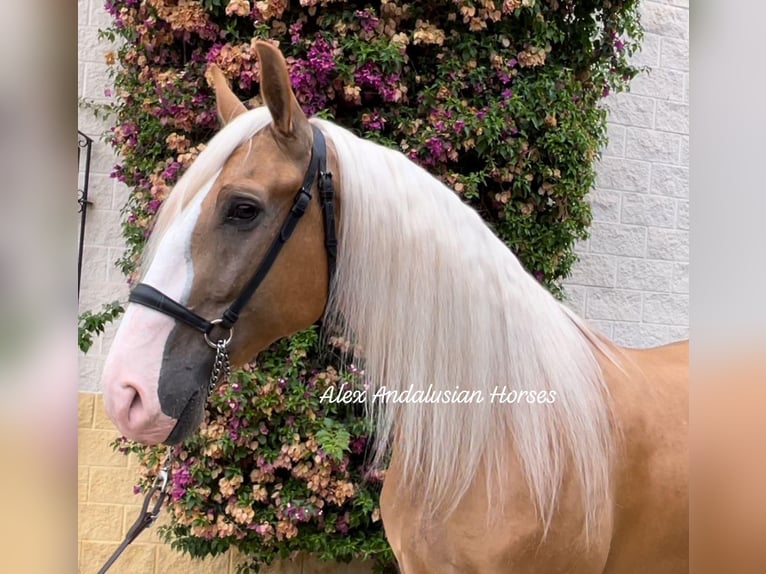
(128, 124), (337, 388)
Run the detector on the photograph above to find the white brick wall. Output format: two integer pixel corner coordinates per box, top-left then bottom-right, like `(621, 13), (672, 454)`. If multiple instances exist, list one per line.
(563, 0), (689, 348)
(78, 0), (129, 392)
(77, 0), (689, 391)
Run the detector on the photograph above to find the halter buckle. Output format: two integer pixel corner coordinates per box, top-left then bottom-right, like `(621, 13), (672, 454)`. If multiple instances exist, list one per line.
(203, 318), (234, 349)
(291, 189), (312, 216)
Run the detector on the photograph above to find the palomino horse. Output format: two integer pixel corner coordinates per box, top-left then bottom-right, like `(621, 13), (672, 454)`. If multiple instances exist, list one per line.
(102, 42), (688, 572)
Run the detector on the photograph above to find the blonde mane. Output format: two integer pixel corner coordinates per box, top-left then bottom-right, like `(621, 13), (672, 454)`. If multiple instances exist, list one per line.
(144, 108), (616, 536)
(314, 118), (616, 536)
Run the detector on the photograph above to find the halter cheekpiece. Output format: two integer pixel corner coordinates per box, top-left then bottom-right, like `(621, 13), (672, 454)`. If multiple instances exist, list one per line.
(128, 125), (337, 392)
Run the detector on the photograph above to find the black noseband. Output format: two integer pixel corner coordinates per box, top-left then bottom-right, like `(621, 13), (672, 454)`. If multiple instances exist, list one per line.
(128, 125), (337, 338)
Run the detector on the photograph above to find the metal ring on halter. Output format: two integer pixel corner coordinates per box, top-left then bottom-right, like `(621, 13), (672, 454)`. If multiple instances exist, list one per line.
(203, 319), (233, 349)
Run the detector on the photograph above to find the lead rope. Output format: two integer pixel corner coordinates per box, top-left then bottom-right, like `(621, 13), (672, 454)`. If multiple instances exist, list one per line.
(97, 447), (173, 574)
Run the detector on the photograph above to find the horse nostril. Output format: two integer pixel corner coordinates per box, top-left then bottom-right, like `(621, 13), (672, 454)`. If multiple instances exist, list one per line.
(105, 380), (176, 445)
(123, 383), (145, 426)
(129, 386), (141, 410)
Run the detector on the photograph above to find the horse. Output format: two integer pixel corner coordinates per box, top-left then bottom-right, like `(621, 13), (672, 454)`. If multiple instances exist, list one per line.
(101, 41), (688, 573)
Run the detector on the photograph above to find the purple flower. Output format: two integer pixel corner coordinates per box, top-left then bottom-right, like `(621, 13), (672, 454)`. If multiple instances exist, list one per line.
(206, 43), (223, 63)
(355, 10), (380, 33)
(289, 21), (304, 45)
(289, 36), (337, 115)
(381, 74), (401, 103)
(335, 512), (350, 534)
(354, 62), (383, 91)
(426, 136), (444, 157)
(228, 417), (241, 439)
(307, 37), (336, 79)
(351, 436), (367, 455)
(239, 69), (255, 91)
(162, 161), (181, 181)
(362, 111), (386, 131)
(256, 455), (275, 474)
(110, 164), (126, 183)
(502, 88), (513, 100)
(453, 119), (465, 133)
(170, 464), (192, 502)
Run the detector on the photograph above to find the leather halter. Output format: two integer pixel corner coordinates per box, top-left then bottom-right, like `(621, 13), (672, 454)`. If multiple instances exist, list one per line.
(128, 124), (337, 347)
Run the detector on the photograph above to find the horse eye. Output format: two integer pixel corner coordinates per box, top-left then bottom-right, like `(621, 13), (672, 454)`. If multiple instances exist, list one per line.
(226, 202), (259, 223)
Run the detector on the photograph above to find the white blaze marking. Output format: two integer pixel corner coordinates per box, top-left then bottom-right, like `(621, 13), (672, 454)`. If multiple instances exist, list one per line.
(102, 174), (219, 431)
(143, 174), (218, 302)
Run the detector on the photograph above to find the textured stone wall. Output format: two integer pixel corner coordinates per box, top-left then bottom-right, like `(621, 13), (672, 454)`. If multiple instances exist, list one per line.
(562, 0), (689, 347)
(78, 392), (373, 573)
(78, 0), (130, 392)
(78, 392), (230, 573)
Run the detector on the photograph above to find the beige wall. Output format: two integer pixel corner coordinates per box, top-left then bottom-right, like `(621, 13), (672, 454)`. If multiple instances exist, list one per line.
(79, 392), (230, 573)
(78, 392), (374, 573)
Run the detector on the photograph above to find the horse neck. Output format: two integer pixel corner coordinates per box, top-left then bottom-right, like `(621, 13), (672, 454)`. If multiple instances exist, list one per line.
(316, 119), (614, 536)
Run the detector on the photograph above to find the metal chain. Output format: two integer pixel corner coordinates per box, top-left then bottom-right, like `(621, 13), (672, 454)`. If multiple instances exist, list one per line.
(208, 339), (231, 395)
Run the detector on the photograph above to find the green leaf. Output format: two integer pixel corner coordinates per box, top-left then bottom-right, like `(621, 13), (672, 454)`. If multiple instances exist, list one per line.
(78, 301), (124, 353)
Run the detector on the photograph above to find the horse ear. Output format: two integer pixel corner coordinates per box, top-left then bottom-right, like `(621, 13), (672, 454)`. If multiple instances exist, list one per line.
(207, 65), (247, 125)
(254, 40), (309, 138)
